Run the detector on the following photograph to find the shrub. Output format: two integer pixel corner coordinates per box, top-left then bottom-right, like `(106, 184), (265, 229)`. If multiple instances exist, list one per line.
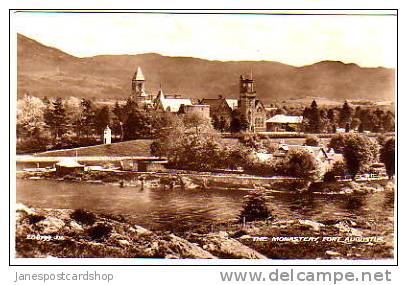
(70, 209), (97, 226)
(283, 149), (322, 182)
(238, 134), (263, 150)
(150, 141), (162, 156)
(328, 133), (347, 153)
(87, 223), (113, 240)
(26, 214), (46, 225)
(331, 161), (348, 176)
(342, 133), (379, 178)
(380, 137), (395, 178)
(243, 158), (281, 177)
(377, 134), (389, 147)
(222, 145), (251, 170)
(323, 171), (337, 182)
(304, 135), (320, 146)
(261, 139), (279, 153)
(239, 190), (272, 222)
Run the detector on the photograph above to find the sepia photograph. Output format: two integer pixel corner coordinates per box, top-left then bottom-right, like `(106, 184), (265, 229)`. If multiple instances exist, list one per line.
(11, 9), (396, 263)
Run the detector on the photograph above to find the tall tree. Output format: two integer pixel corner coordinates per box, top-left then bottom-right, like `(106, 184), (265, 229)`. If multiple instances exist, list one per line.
(382, 111), (395, 132)
(304, 100), (322, 133)
(327, 108), (336, 125)
(78, 99), (96, 138)
(112, 101), (125, 141)
(230, 110), (247, 133)
(44, 98), (67, 140)
(123, 109), (152, 140)
(17, 94), (46, 140)
(339, 101), (353, 128)
(95, 106), (111, 136)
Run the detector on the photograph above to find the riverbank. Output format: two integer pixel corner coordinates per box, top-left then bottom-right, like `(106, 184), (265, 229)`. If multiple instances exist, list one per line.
(17, 168), (391, 194)
(15, 204), (393, 259)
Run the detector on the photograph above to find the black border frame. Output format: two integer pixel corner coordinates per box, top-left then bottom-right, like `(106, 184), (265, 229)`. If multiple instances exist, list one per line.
(9, 8), (399, 267)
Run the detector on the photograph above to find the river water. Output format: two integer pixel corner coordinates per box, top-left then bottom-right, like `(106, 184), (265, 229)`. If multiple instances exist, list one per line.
(16, 179), (394, 234)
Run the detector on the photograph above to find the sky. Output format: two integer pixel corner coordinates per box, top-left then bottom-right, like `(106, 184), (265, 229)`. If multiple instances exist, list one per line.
(13, 11), (397, 68)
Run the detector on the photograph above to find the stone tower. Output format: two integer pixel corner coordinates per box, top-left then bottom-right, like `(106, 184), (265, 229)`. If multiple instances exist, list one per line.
(238, 72), (257, 131)
(131, 66), (148, 103)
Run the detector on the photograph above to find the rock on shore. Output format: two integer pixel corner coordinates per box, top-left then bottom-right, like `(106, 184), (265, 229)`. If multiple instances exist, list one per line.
(15, 204), (265, 259)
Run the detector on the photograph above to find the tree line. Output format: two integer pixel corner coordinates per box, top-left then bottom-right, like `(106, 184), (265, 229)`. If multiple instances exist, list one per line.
(16, 95), (177, 153)
(302, 100), (395, 133)
(152, 110), (395, 181)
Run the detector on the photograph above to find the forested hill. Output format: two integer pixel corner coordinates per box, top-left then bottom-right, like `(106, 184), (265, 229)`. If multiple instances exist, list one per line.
(18, 33), (395, 103)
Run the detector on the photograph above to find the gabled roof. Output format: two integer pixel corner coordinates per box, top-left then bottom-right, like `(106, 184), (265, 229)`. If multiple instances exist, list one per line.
(266, 115), (303, 124)
(157, 89), (165, 98)
(200, 98), (232, 111)
(155, 89), (192, 112)
(162, 98), (192, 112)
(156, 89), (192, 112)
(275, 144), (329, 159)
(225, 99), (238, 109)
(254, 100), (266, 112)
(133, 66), (145, 81)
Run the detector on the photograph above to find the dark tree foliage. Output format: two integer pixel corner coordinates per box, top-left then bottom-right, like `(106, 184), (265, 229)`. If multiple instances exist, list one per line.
(380, 137), (395, 178)
(303, 100), (325, 133)
(95, 106), (111, 135)
(382, 111), (395, 132)
(218, 116), (229, 132)
(87, 223), (112, 240)
(284, 149), (321, 182)
(339, 101), (353, 128)
(327, 108), (336, 124)
(239, 134), (263, 150)
(239, 190), (272, 222)
(70, 209), (97, 226)
(341, 133), (379, 179)
(328, 133), (347, 153)
(112, 101), (125, 141)
(44, 97), (67, 140)
(230, 110), (248, 133)
(123, 110), (152, 140)
(78, 99), (96, 138)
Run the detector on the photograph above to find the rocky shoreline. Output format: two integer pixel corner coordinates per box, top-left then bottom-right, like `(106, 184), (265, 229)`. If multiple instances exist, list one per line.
(17, 169), (391, 194)
(15, 204), (393, 259)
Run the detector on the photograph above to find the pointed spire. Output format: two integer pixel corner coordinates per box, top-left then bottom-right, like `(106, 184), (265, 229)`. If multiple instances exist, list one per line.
(133, 66), (145, 81)
(157, 87), (165, 99)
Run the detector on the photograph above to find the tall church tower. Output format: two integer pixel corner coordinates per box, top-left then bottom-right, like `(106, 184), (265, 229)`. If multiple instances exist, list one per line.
(238, 72), (257, 131)
(131, 66), (148, 103)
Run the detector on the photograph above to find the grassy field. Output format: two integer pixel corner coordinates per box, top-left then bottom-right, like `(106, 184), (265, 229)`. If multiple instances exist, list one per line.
(35, 139), (153, 157)
(35, 138), (243, 158)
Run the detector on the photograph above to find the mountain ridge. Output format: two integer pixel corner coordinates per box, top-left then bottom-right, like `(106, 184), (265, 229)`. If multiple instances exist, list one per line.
(17, 33), (395, 103)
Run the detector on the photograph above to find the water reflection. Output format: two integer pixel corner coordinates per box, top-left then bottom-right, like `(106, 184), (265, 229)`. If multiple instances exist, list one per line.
(284, 193), (318, 217)
(16, 179), (393, 233)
